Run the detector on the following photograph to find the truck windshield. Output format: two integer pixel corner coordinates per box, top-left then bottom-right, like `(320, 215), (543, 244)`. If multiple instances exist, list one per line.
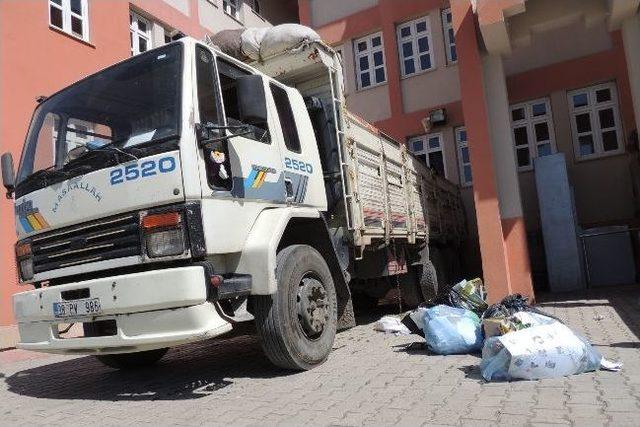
(16, 43), (183, 193)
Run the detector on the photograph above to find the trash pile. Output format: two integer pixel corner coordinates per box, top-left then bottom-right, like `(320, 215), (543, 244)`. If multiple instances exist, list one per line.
(375, 278), (623, 381)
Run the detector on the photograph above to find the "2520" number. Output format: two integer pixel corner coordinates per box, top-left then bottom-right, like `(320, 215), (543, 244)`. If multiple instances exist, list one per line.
(109, 156), (176, 185)
(284, 157), (313, 174)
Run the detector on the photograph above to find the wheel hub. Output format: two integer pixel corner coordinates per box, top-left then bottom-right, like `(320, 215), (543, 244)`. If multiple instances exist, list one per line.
(297, 277), (328, 338)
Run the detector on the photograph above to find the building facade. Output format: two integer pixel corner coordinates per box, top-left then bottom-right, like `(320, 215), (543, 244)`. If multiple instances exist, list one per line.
(300, 0), (640, 298)
(0, 0), (299, 343)
(2, 0), (640, 344)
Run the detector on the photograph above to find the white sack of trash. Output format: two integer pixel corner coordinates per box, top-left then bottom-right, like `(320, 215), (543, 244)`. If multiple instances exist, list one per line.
(373, 315), (411, 335)
(211, 24), (321, 62)
(481, 316), (623, 381)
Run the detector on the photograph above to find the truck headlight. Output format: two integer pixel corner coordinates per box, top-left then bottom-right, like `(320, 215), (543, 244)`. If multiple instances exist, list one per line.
(142, 212), (186, 258)
(15, 242), (34, 281)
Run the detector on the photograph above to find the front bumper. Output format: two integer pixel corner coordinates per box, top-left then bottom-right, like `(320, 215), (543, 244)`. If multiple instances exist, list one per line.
(13, 266), (232, 354)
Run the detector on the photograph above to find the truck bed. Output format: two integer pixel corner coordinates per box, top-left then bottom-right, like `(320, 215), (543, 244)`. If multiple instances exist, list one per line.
(252, 41), (465, 252)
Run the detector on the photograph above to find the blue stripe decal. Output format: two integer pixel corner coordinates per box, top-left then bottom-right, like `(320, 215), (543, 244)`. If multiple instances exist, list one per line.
(244, 169), (258, 189)
(19, 216), (33, 233)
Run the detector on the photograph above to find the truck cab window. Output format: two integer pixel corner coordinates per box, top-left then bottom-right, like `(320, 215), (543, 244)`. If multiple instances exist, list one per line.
(196, 46), (220, 125)
(217, 59), (269, 143)
(270, 83), (301, 153)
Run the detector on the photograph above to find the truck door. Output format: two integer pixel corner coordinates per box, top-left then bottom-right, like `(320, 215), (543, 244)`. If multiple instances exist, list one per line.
(195, 46), (285, 203)
(269, 83), (315, 206)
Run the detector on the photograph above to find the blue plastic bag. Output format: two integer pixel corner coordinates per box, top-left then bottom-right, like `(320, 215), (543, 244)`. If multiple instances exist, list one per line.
(422, 305), (483, 355)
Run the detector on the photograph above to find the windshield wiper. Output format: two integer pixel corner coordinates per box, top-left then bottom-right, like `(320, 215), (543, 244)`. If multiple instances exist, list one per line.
(19, 165), (68, 188)
(65, 139), (139, 166)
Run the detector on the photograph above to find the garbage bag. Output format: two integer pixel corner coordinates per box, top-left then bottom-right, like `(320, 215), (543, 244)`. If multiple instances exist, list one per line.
(373, 315), (411, 335)
(401, 307), (427, 335)
(482, 294), (561, 323)
(447, 278), (488, 315)
(423, 305), (483, 355)
(482, 311), (556, 338)
(481, 321), (603, 381)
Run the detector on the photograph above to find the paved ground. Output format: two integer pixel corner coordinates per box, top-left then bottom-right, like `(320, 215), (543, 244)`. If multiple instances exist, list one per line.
(2, 287), (640, 426)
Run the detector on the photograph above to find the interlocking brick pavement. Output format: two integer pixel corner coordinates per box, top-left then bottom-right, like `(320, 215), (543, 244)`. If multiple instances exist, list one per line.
(1, 287), (640, 426)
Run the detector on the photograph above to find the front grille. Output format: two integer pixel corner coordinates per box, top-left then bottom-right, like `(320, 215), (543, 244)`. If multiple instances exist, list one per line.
(31, 213), (141, 274)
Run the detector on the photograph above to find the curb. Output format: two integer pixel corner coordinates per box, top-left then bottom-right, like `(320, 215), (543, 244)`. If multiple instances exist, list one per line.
(0, 325), (19, 350)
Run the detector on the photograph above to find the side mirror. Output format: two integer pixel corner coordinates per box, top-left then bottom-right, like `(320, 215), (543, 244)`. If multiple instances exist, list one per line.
(236, 75), (267, 124)
(1, 152), (16, 199)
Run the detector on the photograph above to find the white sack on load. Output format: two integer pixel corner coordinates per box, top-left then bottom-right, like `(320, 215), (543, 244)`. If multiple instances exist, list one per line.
(258, 24), (321, 60)
(209, 29), (248, 61)
(241, 27), (269, 61)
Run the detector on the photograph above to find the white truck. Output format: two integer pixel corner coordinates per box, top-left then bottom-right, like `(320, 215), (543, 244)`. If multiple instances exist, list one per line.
(1, 36), (464, 370)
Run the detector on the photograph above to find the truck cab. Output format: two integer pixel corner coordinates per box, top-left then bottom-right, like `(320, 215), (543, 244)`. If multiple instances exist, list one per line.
(3, 38), (347, 370)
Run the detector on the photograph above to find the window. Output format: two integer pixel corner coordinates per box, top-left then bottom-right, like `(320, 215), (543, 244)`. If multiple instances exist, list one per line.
(408, 133), (446, 178)
(250, 0), (261, 15)
(130, 11), (151, 56)
(49, 0), (89, 41)
(354, 33), (386, 89)
(456, 127), (472, 186)
(197, 46), (230, 190)
(217, 59), (269, 142)
(270, 84), (301, 153)
(568, 82), (623, 159)
(441, 8), (456, 63)
(196, 47), (220, 126)
(397, 16), (433, 77)
(510, 98), (556, 170)
(223, 0), (240, 19)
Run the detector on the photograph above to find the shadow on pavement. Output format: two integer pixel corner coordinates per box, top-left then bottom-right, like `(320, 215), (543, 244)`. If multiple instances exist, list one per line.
(537, 285), (640, 342)
(458, 364), (484, 381)
(6, 303), (395, 402)
(5, 334), (294, 401)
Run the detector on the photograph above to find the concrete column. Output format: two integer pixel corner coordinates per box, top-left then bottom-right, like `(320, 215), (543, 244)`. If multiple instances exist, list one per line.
(451, 0), (534, 301)
(482, 54), (533, 297)
(622, 14), (640, 141)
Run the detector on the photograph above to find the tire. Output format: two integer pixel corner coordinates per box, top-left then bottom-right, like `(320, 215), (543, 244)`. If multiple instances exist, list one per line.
(413, 258), (439, 303)
(253, 244), (338, 370)
(94, 348), (168, 370)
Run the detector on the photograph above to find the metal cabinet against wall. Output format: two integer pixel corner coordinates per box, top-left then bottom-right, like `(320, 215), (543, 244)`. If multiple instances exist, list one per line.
(581, 226), (636, 287)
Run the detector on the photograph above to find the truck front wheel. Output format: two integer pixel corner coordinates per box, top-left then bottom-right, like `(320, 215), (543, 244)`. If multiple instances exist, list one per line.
(94, 348), (168, 370)
(254, 244), (338, 370)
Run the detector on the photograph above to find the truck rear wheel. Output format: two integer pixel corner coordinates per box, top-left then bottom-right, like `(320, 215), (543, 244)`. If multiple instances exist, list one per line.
(94, 348), (168, 370)
(254, 244), (337, 370)
(417, 259), (439, 302)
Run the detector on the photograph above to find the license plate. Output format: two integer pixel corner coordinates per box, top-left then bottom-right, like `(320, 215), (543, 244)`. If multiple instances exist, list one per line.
(53, 298), (102, 318)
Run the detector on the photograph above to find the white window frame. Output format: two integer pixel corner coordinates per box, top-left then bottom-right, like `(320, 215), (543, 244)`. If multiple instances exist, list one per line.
(510, 97), (557, 171)
(441, 8), (456, 64)
(48, 0), (89, 41)
(397, 16), (434, 77)
(455, 127), (472, 186)
(567, 82), (624, 160)
(408, 133), (447, 179)
(354, 32), (387, 90)
(130, 11), (152, 56)
(223, 0), (240, 20)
